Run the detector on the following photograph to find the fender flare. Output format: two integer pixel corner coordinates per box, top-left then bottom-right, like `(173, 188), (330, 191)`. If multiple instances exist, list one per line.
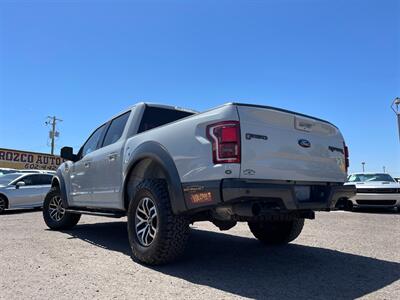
(52, 170), (69, 209)
(123, 141), (187, 214)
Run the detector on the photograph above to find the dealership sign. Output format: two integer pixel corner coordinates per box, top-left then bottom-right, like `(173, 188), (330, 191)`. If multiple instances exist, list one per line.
(0, 148), (66, 170)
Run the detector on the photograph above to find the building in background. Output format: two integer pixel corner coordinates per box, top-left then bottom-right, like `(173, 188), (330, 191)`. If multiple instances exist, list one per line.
(0, 148), (66, 171)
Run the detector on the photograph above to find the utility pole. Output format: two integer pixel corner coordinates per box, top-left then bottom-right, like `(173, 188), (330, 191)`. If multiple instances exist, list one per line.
(362, 162), (365, 173)
(45, 116), (62, 155)
(383, 166), (386, 173)
(392, 97), (400, 141)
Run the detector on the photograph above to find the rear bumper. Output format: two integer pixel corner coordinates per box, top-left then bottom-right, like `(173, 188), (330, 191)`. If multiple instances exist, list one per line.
(182, 179), (356, 212)
(222, 179), (356, 211)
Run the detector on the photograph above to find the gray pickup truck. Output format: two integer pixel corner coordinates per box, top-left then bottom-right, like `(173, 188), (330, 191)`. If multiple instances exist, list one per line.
(43, 102), (355, 265)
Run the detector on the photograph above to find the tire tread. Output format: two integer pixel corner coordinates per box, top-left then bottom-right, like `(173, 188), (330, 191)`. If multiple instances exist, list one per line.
(128, 179), (189, 265)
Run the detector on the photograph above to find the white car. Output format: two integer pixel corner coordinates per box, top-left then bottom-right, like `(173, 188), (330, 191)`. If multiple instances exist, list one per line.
(17, 169), (56, 174)
(344, 173), (400, 210)
(0, 168), (18, 175)
(0, 173), (53, 214)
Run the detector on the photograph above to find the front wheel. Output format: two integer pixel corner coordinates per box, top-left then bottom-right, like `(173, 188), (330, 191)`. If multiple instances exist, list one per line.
(43, 187), (81, 230)
(127, 179), (190, 265)
(248, 218), (305, 245)
(0, 195), (7, 214)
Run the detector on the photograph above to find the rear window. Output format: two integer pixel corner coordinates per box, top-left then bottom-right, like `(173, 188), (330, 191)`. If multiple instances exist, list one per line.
(138, 107), (194, 133)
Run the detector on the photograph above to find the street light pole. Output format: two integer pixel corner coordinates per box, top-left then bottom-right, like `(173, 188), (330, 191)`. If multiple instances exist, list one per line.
(362, 162), (365, 173)
(392, 97), (400, 141)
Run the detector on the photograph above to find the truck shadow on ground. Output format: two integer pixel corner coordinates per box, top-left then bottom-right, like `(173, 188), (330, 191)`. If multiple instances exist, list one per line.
(65, 221), (400, 299)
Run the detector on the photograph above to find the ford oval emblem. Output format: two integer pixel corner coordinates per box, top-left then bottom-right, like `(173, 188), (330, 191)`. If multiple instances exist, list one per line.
(298, 139), (311, 148)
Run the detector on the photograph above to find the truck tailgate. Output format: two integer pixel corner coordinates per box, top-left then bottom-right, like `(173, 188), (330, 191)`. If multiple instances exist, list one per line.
(237, 105), (347, 182)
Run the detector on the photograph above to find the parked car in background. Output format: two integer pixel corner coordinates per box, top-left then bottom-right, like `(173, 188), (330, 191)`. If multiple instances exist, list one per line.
(0, 168), (18, 175)
(343, 173), (400, 211)
(0, 168), (55, 176)
(0, 173), (53, 214)
(17, 169), (56, 174)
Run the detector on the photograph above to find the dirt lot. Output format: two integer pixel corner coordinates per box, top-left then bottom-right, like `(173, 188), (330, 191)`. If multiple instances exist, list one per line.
(0, 210), (399, 299)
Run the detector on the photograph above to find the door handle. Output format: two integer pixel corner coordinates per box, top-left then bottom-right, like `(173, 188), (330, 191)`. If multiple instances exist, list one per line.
(84, 162), (91, 168)
(108, 153), (118, 161)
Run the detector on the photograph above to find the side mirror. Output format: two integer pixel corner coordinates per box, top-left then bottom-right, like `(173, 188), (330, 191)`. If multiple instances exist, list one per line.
(60, 146), (78, 162)
(16, 181), (26, 189)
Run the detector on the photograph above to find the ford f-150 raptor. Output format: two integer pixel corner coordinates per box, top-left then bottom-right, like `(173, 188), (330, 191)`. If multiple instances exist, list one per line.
(43, 102), (355, 265)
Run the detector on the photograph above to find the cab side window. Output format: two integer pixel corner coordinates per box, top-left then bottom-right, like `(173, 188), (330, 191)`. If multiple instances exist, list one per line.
(102, 112), (130, 147)
(81, 123), (108, 158)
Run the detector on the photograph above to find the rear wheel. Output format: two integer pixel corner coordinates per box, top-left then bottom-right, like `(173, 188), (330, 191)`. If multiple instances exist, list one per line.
(43, 187), (81, 230)
(344, 199), (354, 211)
(127, 179), (190, 265)
(0, 196), (7, 214)
(335, 198), (347, 210)
(248, 218), (304, 245)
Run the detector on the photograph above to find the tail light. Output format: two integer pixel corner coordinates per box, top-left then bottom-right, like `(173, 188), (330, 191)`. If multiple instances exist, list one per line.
(344, 142), (349, 172)
(207, 121), (241, 164)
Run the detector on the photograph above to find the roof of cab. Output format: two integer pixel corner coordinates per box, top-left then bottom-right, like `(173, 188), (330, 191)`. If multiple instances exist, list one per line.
(142, 102), (198, 114)
(108, 102), (198, 122)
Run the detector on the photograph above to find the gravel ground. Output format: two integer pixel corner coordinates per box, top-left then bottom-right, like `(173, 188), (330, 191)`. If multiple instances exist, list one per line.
(0, 209), (399, 300)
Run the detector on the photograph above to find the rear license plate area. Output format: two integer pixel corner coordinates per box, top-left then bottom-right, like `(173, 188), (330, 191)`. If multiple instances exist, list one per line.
(295, 185), (330, 203)
(294, 186), (311, 202)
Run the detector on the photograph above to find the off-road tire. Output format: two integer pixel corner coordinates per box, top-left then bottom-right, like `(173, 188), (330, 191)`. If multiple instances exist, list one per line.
(127, 179), (190, 265)
(43, 187), (81, 230)
(248, 218), (305, 245)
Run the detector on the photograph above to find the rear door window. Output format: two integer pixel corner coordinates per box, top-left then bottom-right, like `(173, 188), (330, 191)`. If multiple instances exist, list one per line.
(38, 175), (53, 185)
(138, 107), (193, 133)
(102, 112), (130, 147)
(81, 123), (108, 158)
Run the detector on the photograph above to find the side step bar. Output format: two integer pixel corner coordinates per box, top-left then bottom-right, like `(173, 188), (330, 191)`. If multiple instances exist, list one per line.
(65, 207), (126, 218)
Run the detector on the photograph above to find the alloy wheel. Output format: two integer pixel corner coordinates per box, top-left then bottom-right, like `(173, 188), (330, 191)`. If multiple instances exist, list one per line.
(135, 197), (158, 247)
(48, 196), (65, 222)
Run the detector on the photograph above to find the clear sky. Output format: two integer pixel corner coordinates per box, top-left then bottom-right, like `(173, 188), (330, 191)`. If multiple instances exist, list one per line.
(0, 0), (399, 175)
